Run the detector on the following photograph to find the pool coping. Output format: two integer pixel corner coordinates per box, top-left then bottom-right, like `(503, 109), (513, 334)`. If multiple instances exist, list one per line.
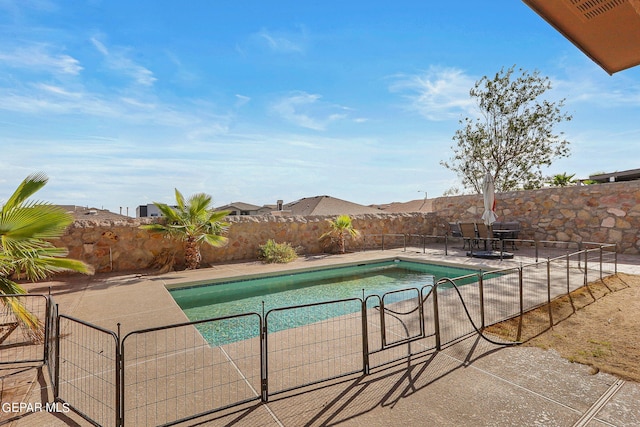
(163, 255), (487, 291)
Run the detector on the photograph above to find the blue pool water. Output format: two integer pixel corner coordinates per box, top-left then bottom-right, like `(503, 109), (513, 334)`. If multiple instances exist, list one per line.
(170, 260), (478, 345)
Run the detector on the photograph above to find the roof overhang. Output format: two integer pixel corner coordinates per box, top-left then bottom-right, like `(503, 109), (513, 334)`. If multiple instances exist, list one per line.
(522, 0), (640, 74)
(589, 167), (640, 182)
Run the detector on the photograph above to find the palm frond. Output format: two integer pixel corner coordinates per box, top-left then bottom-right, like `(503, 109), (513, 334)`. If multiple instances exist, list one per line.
(1, 172), (48, 214)
(1, 205), (72, 241)
(174, 189), (186, 212)
(1, 173), (92, 336)
(139, 190), (230, 269)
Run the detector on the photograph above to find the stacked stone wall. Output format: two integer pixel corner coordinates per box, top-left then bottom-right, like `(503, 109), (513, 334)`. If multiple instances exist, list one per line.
(432, 180), (640, 254)
(58, 213), (438, 273)
(55, 180), (640, 273)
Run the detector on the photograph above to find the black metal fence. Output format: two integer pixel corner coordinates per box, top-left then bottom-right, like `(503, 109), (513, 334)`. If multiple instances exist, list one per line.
(0, 244), (619, 426)
(0, 294), (49, 365)
(121, 313), (262, 427)
(56, 314), (120, 427)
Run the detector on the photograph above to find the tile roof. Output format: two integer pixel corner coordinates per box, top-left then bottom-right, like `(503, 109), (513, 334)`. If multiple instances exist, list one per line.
(59, 205), (132, 221)
(285, 195), (383, 216)
(216, 202), (262, 211)
(375, 199), (433, 213)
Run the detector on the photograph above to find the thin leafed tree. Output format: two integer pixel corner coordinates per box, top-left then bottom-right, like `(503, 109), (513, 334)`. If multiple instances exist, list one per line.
(1, 173), (93, 340)
(140, 189), (231, 270)
(319, 215), (360, 254)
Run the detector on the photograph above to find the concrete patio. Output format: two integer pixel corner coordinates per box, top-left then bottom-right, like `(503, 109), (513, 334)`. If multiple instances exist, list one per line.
(3, 246), (640, 426)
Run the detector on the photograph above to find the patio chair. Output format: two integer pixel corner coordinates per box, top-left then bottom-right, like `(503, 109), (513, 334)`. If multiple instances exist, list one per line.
(475, 223), (494, 251)
(502, 221), (520, 249)
(459, 222), (478, 250)
(448, 222), (462, 238)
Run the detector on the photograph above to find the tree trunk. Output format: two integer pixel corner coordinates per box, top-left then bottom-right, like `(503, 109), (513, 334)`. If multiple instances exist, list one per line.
(184, 238), (201, 269)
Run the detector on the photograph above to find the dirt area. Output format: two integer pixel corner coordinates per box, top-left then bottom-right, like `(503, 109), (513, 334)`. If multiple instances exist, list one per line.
(486, 273), (640, 383)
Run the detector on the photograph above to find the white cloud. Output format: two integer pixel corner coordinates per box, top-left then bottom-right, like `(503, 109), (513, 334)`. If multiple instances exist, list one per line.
(90, 37), (157, 86)
(270, 91), (350, 130)
(0, 44), (82, 75)
(256, 28), (306, 53)
(389, 66), (477, 121)
(235, 94), (251, 107)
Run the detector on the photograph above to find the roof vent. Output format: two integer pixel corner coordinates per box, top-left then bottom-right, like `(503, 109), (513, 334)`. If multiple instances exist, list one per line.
(566, 0), (627, 21)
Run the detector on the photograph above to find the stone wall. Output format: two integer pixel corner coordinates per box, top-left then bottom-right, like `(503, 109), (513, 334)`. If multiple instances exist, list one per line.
(432, 180), (640, 254)
(58, 213), (438, 273)
(55, 180), (640, 273)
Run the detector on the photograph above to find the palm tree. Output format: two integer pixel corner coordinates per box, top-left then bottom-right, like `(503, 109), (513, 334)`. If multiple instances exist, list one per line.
(140, 189), (231, 270)
(319, 215), (360, 254)
(549, 172), (576, 187)
(1, 173), (93, 339)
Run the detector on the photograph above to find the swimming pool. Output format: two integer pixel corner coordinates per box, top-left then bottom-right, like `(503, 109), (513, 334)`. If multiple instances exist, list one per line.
(170, 259), (480, 346)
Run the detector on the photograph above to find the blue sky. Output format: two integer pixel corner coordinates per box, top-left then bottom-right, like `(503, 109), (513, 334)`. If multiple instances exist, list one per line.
(2, 0), (639, 215)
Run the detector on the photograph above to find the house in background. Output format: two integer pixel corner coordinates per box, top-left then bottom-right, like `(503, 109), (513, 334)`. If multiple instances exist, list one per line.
(61, 205), (131, 221)
(374, 198), (433, 213)
(589, 168), (640, 183)
(283, 195), (383, 216)
(215, 202), (264, 216)
(137, 204), (164, 218)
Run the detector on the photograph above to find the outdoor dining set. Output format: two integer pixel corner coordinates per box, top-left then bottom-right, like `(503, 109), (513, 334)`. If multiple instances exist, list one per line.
(448, 221), (521, 258)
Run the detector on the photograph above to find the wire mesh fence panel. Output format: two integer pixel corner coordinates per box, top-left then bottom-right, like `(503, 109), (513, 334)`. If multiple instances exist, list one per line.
(565, 255), (587, 294)
(520, 263), (550, 311)
(122, 313), (262, 427)
(601, 248), (617, 275)
(265, 298), (364, 396)
(57, 315), (119, 427)
(433, 277), (483, 347)
(380, 288), (422, 347)
(365, 286), (438, 370)
(583, 247), (608, 283)
(547, 257), (570, 300)
(536, 241), (581, 261)
(481, 269), (521, 327)
(0, 294), (49, 365)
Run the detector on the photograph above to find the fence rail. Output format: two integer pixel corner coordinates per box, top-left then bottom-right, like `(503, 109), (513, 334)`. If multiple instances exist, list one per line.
(0, 244), (620, 426)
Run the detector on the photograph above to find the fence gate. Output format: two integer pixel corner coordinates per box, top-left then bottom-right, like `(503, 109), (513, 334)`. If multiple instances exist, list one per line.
(121, 313), (263, 427)
(264, 298), (364, 398)
(56, 314), (120, 427)
(379, 287), (424, 347)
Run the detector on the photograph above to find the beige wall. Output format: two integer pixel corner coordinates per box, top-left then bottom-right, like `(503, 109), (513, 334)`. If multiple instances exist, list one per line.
(432, 180), (640, 254)
(56, 180), (640, 273)
(59, 213), (438, 273)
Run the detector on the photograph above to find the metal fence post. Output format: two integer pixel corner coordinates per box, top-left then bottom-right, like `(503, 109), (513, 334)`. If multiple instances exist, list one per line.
(54, 305), (61, 399)
(566, 253), (570, 296)
(547, 259), (553, 328)
(116, 323), (122, 427)
(262, 316), (269, 403)
(599, 246), (603, 281)
(361, 299), (369, 375)
(517, 267), (524, 342)
(479, 273), (485, 330)
(584, 247), (588, 286)
(433, 285), (441, 351)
